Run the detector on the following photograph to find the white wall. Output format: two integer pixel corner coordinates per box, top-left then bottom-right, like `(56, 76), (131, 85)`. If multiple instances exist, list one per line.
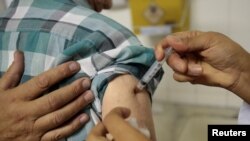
(0, 0), (6, 13)
(103, 0), (250, 108)
(5, 0), (12, 7)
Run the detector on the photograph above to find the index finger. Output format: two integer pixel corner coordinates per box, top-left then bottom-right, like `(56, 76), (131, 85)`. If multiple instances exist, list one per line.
(15, 61), (81, 100)
(103, 107), (149, 141)
(166, 31), (209, 53)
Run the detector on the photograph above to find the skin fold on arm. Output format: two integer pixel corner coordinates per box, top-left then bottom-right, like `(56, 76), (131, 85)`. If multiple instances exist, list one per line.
(102, 74), (156, 141)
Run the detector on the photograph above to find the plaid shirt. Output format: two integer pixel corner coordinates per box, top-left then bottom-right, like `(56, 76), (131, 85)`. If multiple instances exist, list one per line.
(0, 0), (163, 140)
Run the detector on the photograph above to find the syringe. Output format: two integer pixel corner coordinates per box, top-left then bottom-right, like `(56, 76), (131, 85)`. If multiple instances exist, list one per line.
(136, 47), (173, 91)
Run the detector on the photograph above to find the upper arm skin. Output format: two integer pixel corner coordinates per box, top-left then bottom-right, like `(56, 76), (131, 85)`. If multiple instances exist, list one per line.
(102, 74), (156, 141)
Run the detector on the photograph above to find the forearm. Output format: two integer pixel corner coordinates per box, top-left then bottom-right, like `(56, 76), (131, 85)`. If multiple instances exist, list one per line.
(102, 74), (156, 141)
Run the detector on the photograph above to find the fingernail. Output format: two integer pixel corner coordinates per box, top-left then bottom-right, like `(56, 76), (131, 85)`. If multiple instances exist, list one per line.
(84, 91), (94, 102)
(14, 51), (18, 59)
(176, 63), (186, 73)
(155, 50), (163, 61)
(13, 51), (18, 63)
(14, 50), (23, 62)
(168, 35), (181, 43)
(80, 114), (89, 124)
(69, 62), (79, 72)
(188, 64), (202, 76)
(82, 78), (91, 89)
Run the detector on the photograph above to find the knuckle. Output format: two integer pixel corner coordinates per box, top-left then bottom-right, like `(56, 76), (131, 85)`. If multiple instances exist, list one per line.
(71, 83), (82, 96)
(57, 65), (70, 77)
(52, 113), (63, 126)
(8, 94), (19, 103)
(207, 31), (219, 36)
(205, 31), (222, 42)
(70, 121), (81, 132)
(206, 32), (217, 39)
(35, 75), (50, 90)
(42, 132), (63, 141)
(73, 95), (86, 109)
(73, 91), (92, 109)
(72, 97), (86, 112)
(22, 123), (35, 137)
(13, 111), (27, 122)
(52, 132), (63, 141)
(47, 95), (58, 110)
(191, 30), (202, 36)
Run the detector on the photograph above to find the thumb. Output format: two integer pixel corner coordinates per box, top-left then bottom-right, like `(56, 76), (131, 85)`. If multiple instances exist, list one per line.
(0, 51), (24, 90)
(103, 107), (149, 141)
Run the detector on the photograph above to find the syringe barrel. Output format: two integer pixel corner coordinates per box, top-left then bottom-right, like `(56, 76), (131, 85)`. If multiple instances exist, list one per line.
(137, 47), (173, 90)
(142, 61), (162, 83)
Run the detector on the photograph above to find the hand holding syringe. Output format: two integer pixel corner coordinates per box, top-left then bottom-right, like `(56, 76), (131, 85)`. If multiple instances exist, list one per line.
(90, 109), (151, 140)
(136, 47), (173, 91)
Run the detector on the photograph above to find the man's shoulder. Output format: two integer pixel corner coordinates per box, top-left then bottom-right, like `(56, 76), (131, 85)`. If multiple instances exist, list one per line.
(1, 0), (141, 47)
(64, 6), (135, 38)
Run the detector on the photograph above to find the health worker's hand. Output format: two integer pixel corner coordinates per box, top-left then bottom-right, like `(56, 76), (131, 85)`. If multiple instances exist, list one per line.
(155, 31), (250, 103)
(87, 0), (112, 12)
(87, 107), (150, 141)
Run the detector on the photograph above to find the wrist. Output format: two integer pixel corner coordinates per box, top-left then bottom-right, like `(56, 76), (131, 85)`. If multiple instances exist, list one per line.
(231, 53), (250, 104)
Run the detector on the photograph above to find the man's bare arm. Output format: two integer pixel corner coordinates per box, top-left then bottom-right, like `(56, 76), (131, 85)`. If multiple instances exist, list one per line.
(102, 74), (156, 141)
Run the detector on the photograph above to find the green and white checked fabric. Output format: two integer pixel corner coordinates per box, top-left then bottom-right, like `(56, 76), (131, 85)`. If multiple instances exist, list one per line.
(0, 0), (164, 140)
